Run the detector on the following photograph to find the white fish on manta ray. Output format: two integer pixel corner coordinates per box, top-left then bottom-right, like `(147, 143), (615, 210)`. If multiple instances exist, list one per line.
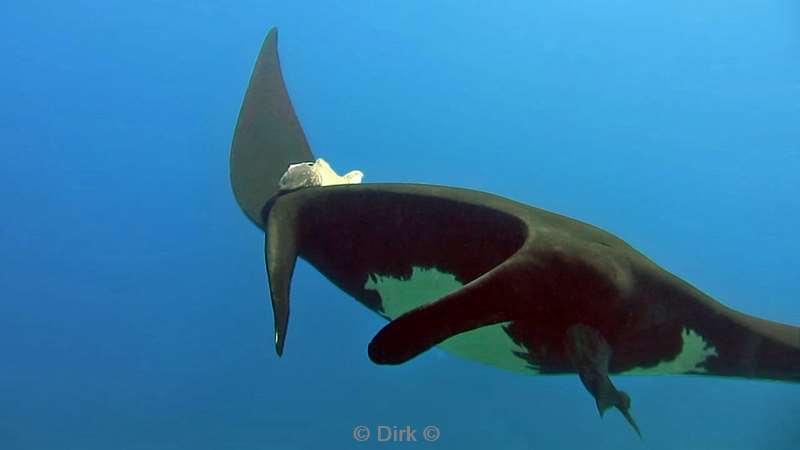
(279, 158), (363, 192)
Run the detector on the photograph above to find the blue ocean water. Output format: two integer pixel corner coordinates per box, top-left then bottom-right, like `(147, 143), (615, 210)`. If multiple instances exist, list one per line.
(1, 1), (799, 449)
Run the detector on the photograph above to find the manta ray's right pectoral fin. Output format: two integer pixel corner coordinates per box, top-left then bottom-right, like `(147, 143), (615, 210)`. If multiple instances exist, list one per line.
(565, 324), (642, 438)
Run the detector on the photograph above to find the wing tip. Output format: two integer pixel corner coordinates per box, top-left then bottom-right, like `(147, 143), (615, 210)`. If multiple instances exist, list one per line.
(230, 25), (314, 229)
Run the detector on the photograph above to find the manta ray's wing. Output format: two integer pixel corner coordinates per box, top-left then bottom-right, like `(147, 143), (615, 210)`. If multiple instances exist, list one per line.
(638, 271), (800, 382)
(225, 29), (531, 357)
(262, 184), (534, 356)
(230, 28), (314, 228)
(370, 243), (800, 382)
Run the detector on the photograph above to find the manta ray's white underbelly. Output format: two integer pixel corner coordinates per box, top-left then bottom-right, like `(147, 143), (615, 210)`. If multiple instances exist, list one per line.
(363, 266), (718, 376)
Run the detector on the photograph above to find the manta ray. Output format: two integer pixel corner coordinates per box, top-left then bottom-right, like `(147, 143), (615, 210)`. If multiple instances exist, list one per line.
(230, 28), (800, 436)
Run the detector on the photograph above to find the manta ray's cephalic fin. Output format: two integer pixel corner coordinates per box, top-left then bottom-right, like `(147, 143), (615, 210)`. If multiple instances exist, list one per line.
(264, 196), (299, 356)
(368, 256), (532, 365)
(565, 324), (642, 438)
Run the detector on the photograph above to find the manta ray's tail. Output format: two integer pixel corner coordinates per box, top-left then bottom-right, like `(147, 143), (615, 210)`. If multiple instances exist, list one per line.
(566, 324), (643, 438)
(597, 389), (641, 438)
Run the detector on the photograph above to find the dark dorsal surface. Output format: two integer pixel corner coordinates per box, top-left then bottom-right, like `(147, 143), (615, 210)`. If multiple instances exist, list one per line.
(267, 183), (529, 313)
(264, 183), (800, 383)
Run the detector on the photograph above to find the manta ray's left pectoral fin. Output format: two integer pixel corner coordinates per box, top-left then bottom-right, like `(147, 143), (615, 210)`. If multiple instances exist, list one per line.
(565, 324), (642, 438)
(368, 259), (525, 365)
